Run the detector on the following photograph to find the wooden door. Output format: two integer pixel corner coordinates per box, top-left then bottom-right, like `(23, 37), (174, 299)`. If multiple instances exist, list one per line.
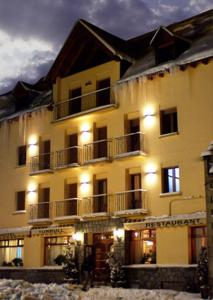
(69, 87), (81, 114)
(94, 127), (107, 159)
(96, 78), (110, 106)
(38, 187), (50, 218)
(129, 173), (142, 209)
(94, 179), (107, 213)
(93, 233), (113, 282)
(66, 183), (77, 215)
(39, 140), (51, 170)
(67, 133), (78, 164)
(127, 119), (140, 152)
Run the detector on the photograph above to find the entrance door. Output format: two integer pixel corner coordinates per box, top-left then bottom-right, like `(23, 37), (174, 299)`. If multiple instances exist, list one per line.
(93, 232), (113, 282)
(94, 127), (107, 159)
(94, 179), (107, 213)
(67, 133), (78, 164)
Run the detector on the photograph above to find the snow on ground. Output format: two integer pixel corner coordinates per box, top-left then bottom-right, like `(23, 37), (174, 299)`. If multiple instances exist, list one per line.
(0, 279), (201, 300)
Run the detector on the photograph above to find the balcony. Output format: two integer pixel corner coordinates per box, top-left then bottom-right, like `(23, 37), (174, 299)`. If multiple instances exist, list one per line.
(55, 146), (82, 169)
(30, 153), (54, 175)
(53, 87), (116, 121)
(110, 189), (147, 216)
(81, 189), (147, 218)
(54, 198), (81, 221)
(28, 202), (52, 224)
(113, 132), (145, 159)
(83, 139), (113, 164)
(82, 194), (110, 218)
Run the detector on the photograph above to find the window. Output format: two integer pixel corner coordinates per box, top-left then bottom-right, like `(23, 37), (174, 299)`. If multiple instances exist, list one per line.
(96, 78), (110, 106)
(0, 239), (24, 266)
(16, 191), (25, 211)
(160, 108), (178, 135)
(191, 227), (207, 263)
(162, 166), (180, 193)
(17, 145), (26, 166)
(127, 118), (140, 152)
(128, 229), (156, 264)
(69, 87), (82, 114)
(44, 236), (72, 265)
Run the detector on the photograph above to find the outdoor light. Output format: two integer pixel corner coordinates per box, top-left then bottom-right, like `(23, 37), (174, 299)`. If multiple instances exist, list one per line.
(27, 182), (37, 193)
(113, 228), (124, 242)
(73, 232), (84, 244)
(80, 123), (91, 143)
(145, 164), (157, 184)
(143, 106), (155, 128)
(80, 174), (90, 194)
(27, 182), (37, 204)
(28, 135), (38, 157)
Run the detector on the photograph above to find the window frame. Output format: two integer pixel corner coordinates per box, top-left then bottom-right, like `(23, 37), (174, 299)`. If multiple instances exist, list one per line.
(17, 145), (27, 166)
(161, 166), (180, 194)
(160, 107), (178, 136)
(16, 191), (26, 212)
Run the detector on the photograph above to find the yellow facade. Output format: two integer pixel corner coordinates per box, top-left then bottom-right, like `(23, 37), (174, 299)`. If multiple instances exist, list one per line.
(0, 14), (212, 272)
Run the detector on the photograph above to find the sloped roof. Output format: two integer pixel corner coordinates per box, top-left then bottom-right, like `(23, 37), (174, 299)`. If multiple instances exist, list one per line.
(46, 19), (134, 82)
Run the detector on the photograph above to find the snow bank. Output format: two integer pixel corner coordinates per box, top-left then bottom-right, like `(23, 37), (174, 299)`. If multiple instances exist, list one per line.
(0, 279), (201, 300)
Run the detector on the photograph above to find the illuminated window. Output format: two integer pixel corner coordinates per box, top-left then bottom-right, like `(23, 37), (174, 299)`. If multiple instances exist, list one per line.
(191, 226), (207, 263)
(44, 236), (72, 265)
(16, 191), (25, 211)
(128, 229), (156, 264)
(0, 239), (24, 266)
(160, 108), (178, 135)
(162, 166), (180, 193)
(17, 145), (26, 166)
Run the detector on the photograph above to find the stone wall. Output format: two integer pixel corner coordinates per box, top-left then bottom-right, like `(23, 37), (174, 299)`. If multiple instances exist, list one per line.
(123, 265), (198, 292)
(0, 268), (64, 284)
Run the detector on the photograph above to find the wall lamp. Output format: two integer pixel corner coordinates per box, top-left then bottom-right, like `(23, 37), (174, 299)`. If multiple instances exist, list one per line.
(73, 232), (84, 244)
(113, 228), (124, 242)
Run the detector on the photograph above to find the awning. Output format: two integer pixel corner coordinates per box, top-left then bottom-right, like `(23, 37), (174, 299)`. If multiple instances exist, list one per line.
(0, 226), (32, 240)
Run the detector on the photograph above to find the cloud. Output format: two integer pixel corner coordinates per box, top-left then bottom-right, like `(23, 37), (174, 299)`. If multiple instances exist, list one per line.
(0, 29), (56, 92)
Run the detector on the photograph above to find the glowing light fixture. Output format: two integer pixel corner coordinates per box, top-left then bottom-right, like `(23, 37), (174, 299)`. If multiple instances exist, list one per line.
(80, 123), (91, 143)
(27, 182), (37, 204)
(145, 164), (157, 184)
(28, 135), (38, 157)
(80, 174), (90, 194)
(143, 106), (155, 128)
(113, 228), (124, 241)
(73, 232), (84, 243)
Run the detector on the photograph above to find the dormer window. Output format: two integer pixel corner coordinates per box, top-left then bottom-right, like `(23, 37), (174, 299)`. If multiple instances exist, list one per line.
(150, 27), (190, 65)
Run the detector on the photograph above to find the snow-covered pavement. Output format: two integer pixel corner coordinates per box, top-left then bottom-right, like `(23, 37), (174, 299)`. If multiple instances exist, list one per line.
(0, 279), (201, 300)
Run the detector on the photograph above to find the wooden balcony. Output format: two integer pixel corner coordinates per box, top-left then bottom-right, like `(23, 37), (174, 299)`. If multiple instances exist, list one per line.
(28, 202), (52, 224)
(53, 87), (116, 121)
(55, 146), (82, 169)
(54, 198), (81, 221)
(83, 139), (113, 164)
(113, 132), (145, 159)
(30, 153), (54, 175)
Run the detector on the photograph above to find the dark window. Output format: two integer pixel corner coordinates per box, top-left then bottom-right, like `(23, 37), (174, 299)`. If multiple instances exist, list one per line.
(127, 118), (140, 152)
(160, 108), (178, 135)
(16, 191), (25, 211)
(156, 43), (175, 64)
(191, 227), (207, 263)
(129, 173), (142, 209)
(17, 145), (26, 166)
(38, 187), (50, 218)
(162, 166), (180, 193)
(39, 140), (51, 170)
(67, 133), (78, 164)
(96, 78), (110, 106)
(69, 87), (82, 114)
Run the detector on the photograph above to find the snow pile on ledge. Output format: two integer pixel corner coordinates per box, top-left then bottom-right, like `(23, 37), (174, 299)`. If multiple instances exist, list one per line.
(0, 279), (202, 300)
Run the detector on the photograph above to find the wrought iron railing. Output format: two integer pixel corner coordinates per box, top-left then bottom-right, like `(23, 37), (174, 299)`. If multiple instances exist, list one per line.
(28, 202), (52, 222)
(30, 153), (54, 174)
(54, 198), (81, 218)
(83, 139), (113, 163)
(109, 189), (146, 213)
(55, 146), (82, 168)
(81, 189), (147, 215)
(53, 87), (115, 121)
(113, 132), (144, 157)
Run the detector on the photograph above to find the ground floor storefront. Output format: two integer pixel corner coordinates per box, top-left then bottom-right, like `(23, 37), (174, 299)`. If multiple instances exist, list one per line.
(0, 212), (206, 290)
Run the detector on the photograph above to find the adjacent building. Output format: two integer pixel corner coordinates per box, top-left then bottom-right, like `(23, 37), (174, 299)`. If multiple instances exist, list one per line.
(0, 9), (212, 288)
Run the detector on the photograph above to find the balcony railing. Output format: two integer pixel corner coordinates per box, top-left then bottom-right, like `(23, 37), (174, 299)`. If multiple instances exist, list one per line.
(113, 132), (144, 158)
(82, 194), (109, 216)
(54, 198), (81, 220)
(30, 153), (54, 174)
(55, 146), (82, 169)
(109, 189), (147, 215)
(83, 139), (113, 164)
(53, 87), (115, 121)
(28, 202), (52, 223)
(82, 189), (147, 217)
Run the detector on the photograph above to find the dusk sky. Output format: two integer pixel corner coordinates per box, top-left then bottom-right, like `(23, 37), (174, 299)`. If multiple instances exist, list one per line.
(0, 0), (212, 94)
